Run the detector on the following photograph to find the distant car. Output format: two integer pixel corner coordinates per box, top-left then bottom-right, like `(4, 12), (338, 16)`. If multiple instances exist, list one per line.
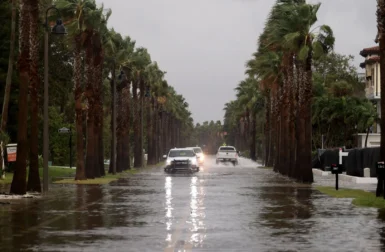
(187, 146), (204, 165)
(216, 146), (238, 166)
(163, 148), (199, 173)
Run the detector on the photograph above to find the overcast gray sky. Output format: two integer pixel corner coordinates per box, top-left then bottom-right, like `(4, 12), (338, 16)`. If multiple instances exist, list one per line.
(97, 0), (377, 124)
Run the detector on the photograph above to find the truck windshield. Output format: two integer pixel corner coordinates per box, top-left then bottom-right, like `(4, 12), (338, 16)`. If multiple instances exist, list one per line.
(169, 150), (195, 157)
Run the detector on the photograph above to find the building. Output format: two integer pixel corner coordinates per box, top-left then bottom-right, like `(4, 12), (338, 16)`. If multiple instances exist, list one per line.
(357, 46), (381, 147)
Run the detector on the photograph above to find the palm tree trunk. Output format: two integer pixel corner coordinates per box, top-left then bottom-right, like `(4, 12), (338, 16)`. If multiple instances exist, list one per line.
(93, 41), (104, 177)
(269, 96), (276, 167)
(98, 71), (105, 176)
(0, 0), (17, 179)
(1, 0), (17, 132)
(133, 79), (141, 168)
(264, 94), (271, 166)
(74, 35), (86, 180)
(286, 55), (296, 178)
(119, 79), (131, 171)
(365, 127), (370, 147)
(159, 109), (164, 157)
(115, 80), (123, 172)
(153, 101), (158, 163)
(108, 67), (115, 174)
(10, 0), (30, 195)
(27, 1), (41, 192)
(250, 112), (257, 161)
(297, 51), (314, 183)
(127, 83), (132, 170)
(147, 98), (154, 165)
(274, 84), (282, 173)
(85, 31), (95, 179)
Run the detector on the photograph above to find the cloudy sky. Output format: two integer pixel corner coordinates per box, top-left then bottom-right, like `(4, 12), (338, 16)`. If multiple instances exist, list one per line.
(97, 0), (377, 124)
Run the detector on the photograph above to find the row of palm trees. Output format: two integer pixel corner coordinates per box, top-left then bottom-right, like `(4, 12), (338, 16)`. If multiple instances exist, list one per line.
(223, 78), (264, 161)
(6, 0), (194, 194)
(194, 121), (224, 154)
(224, 0), (335, 183)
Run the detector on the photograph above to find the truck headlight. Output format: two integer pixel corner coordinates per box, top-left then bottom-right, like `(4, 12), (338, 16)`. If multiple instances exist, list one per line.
(199, 154), (204, 161)
(166, 159), (171, 165)
(191, 159), (197, 165)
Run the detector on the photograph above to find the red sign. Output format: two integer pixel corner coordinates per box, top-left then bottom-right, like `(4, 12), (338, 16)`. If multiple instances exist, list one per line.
(6, 145), (17, 162)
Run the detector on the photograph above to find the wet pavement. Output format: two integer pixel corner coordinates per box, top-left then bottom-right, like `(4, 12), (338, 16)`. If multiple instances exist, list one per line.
(1, 156), (385, 251)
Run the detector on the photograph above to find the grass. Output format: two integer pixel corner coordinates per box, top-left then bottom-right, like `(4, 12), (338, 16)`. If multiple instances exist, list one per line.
(54, 161), (165, 185)
(0, 173), (13, 184)
(54, 169), (138, 185)
(0, 167), (75, 185)
(0, 162), (164, 185)
(316, 186), (385, 209)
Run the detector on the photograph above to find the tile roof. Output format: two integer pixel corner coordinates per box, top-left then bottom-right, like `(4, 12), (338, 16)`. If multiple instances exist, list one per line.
(360, 46), (380, 57)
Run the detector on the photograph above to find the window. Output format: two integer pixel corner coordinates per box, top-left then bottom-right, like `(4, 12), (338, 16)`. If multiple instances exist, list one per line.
(219, 147), (235, 151)
(372, 68), (375, 86)
(168, 150), (195, 157)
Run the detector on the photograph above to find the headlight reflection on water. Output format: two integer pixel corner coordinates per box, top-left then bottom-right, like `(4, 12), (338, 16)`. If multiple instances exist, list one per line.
(165, 177), (173, 233)
(189, 176), (206, 246)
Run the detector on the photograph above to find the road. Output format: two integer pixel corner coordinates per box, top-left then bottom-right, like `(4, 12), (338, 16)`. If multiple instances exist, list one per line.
(1, 156), (385, 251)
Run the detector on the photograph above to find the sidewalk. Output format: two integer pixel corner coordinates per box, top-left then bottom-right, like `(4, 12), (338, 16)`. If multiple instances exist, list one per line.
(313, 169), (377, 192)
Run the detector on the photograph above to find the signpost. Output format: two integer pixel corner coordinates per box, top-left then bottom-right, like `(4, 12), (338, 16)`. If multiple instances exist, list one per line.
(58, 127), (72, 169)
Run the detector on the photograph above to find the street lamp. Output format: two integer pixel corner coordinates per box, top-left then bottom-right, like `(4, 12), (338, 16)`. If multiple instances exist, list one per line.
(43, 5), (66, 193)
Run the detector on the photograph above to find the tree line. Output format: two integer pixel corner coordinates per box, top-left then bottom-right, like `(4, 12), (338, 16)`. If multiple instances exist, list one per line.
(223, 0), (379, 183)
(0, 0), (195, 194)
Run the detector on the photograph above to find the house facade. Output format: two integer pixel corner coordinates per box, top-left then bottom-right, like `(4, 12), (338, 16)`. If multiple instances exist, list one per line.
(357, 46), (381, 147)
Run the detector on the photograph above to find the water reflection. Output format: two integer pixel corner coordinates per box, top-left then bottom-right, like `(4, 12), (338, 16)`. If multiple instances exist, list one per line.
(259, 185), (314, 237)
(0, 198), (42, 251)
(164, 175), (206, 249)
(165, 176), (173, 242)
(377, 209), (385, 251)
(188, 176), (206, 247)
(85, 185), (104, 230)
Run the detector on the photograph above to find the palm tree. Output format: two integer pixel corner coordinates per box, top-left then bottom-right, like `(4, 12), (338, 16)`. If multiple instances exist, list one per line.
(104, 31), (136, 173)
(10, 0), (30, 195)
(81, 3), (105, 178)
(0, 0), (17, 180)
(56, 0), (98, 180)
(275, 2), (334, 182)
(131, 48), (151, 168)
(27, 0), (41, 192)
(91, 6), (110, 177)
(246, 49), (281, 169)
(1, 0), (17, 131)
(235, 77), (260, 161)
(144, 62), (165, 165)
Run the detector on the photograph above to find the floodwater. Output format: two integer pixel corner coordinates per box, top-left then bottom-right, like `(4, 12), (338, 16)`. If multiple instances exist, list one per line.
(1, 156), (385, 251)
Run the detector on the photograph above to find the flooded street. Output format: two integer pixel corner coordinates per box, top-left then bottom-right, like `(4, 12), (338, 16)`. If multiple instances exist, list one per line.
(2, 156), (385, 251)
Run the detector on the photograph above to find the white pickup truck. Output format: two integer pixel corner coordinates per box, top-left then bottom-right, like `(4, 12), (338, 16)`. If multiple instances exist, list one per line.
(216, 146), (238, 166)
